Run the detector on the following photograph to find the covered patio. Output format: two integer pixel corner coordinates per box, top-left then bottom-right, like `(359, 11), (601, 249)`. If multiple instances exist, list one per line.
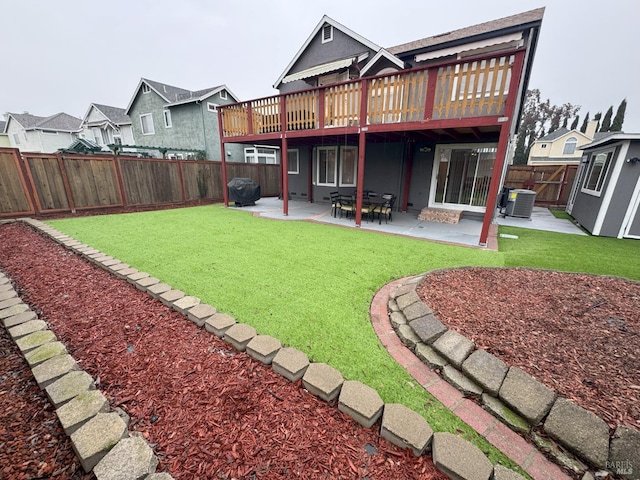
(229, 197), (586, 248)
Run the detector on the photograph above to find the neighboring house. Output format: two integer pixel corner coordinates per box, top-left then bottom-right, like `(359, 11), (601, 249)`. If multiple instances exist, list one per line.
(567, 133), (640, 239)
(79, 103), (134, 151)
(0, 120), (10, 147)
(527, 121), (614, 165)
(3, 112), (82, 153)
(124, 78), (243, 160)
(218, 8), (545, 245)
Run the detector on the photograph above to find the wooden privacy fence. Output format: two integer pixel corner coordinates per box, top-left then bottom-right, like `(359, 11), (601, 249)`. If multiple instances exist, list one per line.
(504, 164), (578, 206)
(0, 148), (281, 218)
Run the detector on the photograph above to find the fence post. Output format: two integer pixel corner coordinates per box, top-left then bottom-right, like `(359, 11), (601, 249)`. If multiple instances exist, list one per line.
(112, 153), (129, 208)
(56, 152), (76, 213)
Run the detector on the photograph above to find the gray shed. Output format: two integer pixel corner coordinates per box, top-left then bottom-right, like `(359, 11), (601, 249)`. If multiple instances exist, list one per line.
(567, 133), (640, 238)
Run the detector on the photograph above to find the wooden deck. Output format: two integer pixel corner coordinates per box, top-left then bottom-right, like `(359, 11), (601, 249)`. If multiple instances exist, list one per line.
(220, 50), (523, 141)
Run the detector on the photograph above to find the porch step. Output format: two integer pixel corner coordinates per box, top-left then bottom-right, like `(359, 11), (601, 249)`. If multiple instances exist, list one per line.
(418, 208), (462, 224)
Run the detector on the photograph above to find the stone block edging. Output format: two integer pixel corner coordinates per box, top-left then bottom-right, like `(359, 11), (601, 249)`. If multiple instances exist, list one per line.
(3, 218), (533, 480)
(389, 270), (640, 478)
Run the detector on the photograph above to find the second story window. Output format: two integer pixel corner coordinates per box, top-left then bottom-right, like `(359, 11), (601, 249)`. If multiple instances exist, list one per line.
(142, 83), (151, 94)
(219, 90), (227, 100)
(563, 137), (578, 155)
(163, 110), (172, 128)
(140, 113), (154, 135)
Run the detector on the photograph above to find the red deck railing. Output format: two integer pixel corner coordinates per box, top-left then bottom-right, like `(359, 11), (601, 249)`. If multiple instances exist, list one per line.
(220, 50), (522, 139)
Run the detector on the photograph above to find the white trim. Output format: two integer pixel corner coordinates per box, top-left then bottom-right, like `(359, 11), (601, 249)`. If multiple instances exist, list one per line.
(140, 113), (155, 135)
(282, 57), (354, 84)
(429, 143), (497, 213)
(315, 146), (338, 186)
(592, 141), (629, 236)
(142, 83), (151, 94)
(207, 102), (218, 112)
(219, 90), (227, 100)
(273, 15), (383, 88)
(620, 174), (640, 239)
(287, 149), (299, 174)
(163, 110), (172, 128)
(580, 149), (614, 197)
(322, 24), (333, 43)
(360, 49), (404, 76)
(580, 133), (640, 150)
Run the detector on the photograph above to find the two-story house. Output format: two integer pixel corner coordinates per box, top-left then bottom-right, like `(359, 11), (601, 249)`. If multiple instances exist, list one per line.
(79, 103), (134, 151)
(3, 112), (82, 153)
(0, 121), (10, 147)
(125, 78), (243, 160)
(527, 121), (615, 165)
(218, 8), (544, 245)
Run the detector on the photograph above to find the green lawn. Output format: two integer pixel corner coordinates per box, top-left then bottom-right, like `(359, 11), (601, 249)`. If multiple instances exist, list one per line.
(46, 205), (640, 473)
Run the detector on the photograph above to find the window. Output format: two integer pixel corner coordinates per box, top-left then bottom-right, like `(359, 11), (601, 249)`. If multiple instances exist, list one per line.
(207, 102), (218, 113)
(12, 133), (20, 145)
(93, 128), (102, 145)
(582, 150), (613, 196)
(163, 110), (172, 128)
(316, 146), (337, 186)
(287, 149), (299, 174)
(244, 146), (278, 164)
(219, 90), (227, 100)
(431, 144), (497, 211)
(140, 113), (154, 135)
(563, 137), (578, 155)
(322, 24), (333, 43)
(540, 143), (547, 149)
(142, 83), (150, 94)
(339, 146), (357, 186)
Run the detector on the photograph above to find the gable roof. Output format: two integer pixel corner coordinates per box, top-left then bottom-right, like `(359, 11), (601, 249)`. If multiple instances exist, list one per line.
(537, 128), (621, 144)
(125, 78), (239, 114)
(388, 8), (545, 57)
(538, 127), (571, 142)
(579, 132), (637, 150)
(90, 103), (131, 125)
(6, 112), (82, 132)
(274, 15), (384, 88)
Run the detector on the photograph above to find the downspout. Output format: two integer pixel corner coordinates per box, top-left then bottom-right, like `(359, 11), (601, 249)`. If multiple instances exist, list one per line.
(198, 100), (207, 158)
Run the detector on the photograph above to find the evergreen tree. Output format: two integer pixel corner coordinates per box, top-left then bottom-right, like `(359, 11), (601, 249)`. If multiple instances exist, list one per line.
(580, 112), (590, 133)
(600, 106), (613, 132)
(611, 99), (627, 131)
(570, 115), (579, 130)
(562, 117), (568, 129)
(594, 112), (602, 132)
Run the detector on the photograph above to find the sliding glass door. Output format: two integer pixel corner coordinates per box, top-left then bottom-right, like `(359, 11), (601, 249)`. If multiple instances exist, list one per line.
(431, 144), (497, 212)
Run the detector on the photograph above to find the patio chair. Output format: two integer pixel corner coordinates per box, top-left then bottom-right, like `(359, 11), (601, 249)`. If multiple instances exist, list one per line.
(373, 194), (395, 224)
(330, 191), (341, 218)
(339, 195), (356, 219)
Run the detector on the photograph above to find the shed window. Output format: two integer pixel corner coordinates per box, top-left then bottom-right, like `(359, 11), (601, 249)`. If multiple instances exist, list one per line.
(582, 150), (613, 196)
(142, 84), (151, 94)
(563, 137), (578, 155)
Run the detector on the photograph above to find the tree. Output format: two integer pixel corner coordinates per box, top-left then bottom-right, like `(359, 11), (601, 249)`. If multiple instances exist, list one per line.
(600, 106), (613, 132)
(570, 115), (579, 130)
(512, 89), (580, 164)
(611, 99), (627, 131)
(562, 117), (568, 129)
(580, 112), (590, 133)
(594, 112), (602, 133)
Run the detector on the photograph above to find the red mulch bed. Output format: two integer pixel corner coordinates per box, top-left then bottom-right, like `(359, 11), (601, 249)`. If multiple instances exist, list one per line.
(417, 267), (640, 431)
(0, 222), (447, 480)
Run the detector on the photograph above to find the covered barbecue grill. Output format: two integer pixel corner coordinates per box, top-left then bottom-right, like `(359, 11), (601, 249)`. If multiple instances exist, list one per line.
(227, 177), (261, 206)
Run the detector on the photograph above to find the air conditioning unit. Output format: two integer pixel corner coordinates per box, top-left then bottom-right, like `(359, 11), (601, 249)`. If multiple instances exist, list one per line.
(505, 189), (536, 218)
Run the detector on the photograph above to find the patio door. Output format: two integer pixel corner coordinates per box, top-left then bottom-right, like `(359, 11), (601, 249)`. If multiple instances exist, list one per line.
(430, 144), (497, 212)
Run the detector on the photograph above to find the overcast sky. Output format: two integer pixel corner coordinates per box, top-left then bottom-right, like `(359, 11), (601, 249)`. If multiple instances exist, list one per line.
(2, 0), (638, 131)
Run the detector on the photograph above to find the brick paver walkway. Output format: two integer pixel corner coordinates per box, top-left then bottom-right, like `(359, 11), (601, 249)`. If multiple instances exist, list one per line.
(370, 279), (572, 480)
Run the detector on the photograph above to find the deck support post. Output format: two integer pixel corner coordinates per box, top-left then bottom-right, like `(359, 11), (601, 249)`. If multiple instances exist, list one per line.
(218, 110), (229, 206)
(281, 96), (289, 216)
(479, 50), (526, 245)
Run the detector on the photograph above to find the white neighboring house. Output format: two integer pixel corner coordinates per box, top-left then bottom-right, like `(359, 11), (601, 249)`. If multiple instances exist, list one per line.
(0, 121), (10, 147)
(79, 103), (134, 151)
(3, 112), (82, 153)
